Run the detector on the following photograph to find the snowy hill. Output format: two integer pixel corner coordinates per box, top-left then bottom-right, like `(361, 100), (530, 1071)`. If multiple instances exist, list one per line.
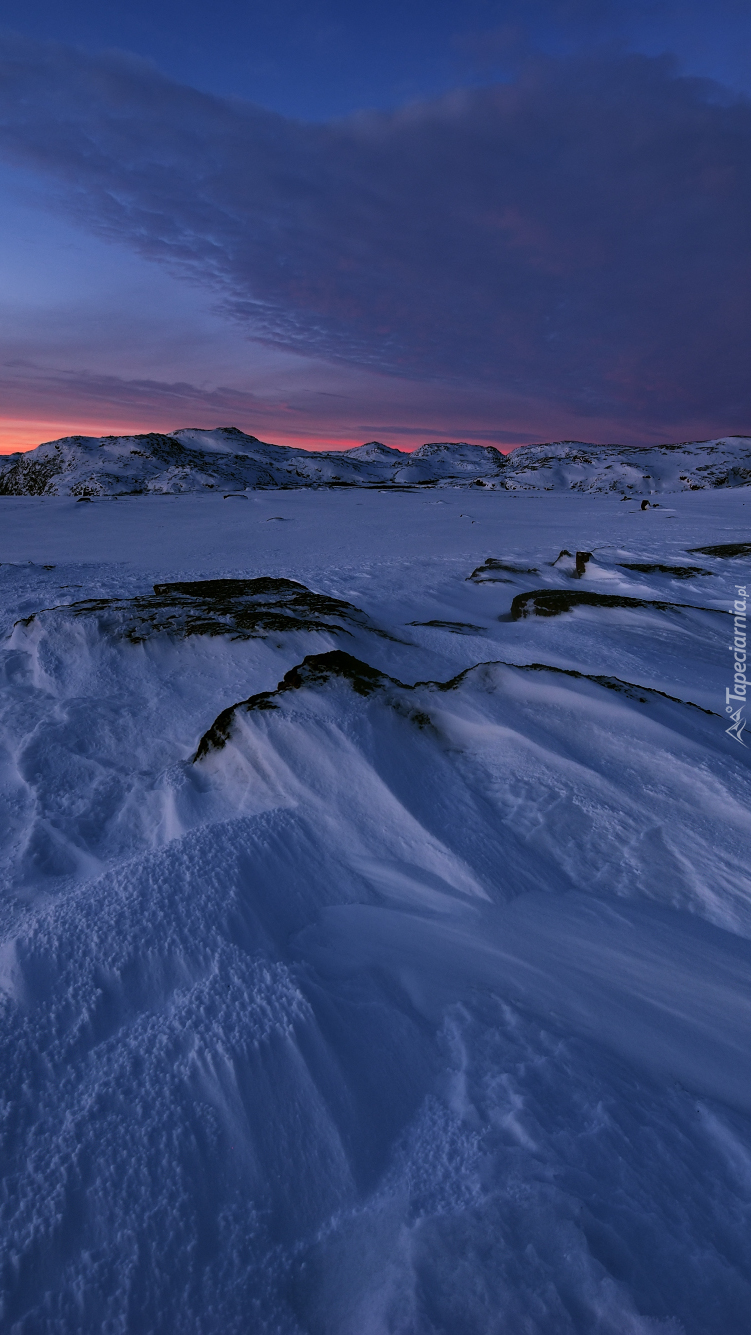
(500, 435), (751, 494)
(0, 428), (504, 496)
(2, 427), (751, 496)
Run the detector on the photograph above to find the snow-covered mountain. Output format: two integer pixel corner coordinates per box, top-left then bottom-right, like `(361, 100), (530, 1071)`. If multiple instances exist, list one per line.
(500, 436), (751, 494)
(2, 426), (751, 496)
(0, 428), (504, 496)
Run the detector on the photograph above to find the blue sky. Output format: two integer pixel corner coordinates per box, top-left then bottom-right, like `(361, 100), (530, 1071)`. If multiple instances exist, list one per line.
(1, 1), (749, 450)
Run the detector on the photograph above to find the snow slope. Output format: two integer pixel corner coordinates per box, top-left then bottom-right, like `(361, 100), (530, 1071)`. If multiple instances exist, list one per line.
(2, 427), (751, 496)
(499, 437), (751, 495)
(0, 487), (751, 1332)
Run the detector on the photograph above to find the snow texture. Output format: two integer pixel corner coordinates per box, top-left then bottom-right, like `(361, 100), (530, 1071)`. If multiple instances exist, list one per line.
(3, 429), (751, 497)
(0, 482), (750, 1332)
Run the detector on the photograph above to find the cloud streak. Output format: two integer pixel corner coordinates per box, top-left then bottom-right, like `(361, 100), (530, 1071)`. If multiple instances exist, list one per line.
(0, 357), (581, 453)
(1, 34), (750, 435)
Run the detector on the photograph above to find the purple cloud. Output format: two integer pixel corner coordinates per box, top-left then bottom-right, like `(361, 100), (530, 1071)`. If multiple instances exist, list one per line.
(1, 34), (750, 435)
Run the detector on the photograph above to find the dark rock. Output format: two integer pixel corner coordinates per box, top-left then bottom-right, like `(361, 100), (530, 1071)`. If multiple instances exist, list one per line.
(688, 542), (751, 558)
(408, 620), (485, 633)
(620, 563), (712, 578)
(193, 650), (391, 759)
(467, 558), (538, 582)
(20, 577), (394, 645)
(509, 589), (717, 619)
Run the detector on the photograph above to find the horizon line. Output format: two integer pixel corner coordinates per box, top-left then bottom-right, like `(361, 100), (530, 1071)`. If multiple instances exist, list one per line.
(2, 424), (750, 458)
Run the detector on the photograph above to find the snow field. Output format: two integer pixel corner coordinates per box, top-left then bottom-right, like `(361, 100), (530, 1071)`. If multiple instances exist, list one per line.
(0, 488), (750, 1332)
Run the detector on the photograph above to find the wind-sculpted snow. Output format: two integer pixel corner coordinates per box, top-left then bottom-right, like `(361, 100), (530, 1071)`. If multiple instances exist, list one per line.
(1, 491), (751, 1332)
(191, 647), (742, 925)
(4, 426), (751, 496)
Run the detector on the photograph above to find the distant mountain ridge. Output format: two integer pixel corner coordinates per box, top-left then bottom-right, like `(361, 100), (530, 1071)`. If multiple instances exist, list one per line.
(1, 427), (750, 496)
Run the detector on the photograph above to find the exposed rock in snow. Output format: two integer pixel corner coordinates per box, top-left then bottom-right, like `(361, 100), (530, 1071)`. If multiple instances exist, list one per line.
(13, 577), (389, 646)
(619, 561), (713, 578)
(689, 540), (751, 558)
(508, 587), (721, 619)
(467, 556), (540, 581)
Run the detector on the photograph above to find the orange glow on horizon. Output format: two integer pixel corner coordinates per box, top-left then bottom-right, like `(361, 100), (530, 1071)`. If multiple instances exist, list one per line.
(0, 417), (520, 456)
(0, 418), (381, 455)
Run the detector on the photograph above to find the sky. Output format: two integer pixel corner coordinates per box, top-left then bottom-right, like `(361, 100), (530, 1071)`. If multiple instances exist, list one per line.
(1, 1), (750, 453)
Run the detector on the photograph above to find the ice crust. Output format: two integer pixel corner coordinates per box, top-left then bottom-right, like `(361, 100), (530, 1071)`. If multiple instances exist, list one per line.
(0, 486), (750, 1332)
